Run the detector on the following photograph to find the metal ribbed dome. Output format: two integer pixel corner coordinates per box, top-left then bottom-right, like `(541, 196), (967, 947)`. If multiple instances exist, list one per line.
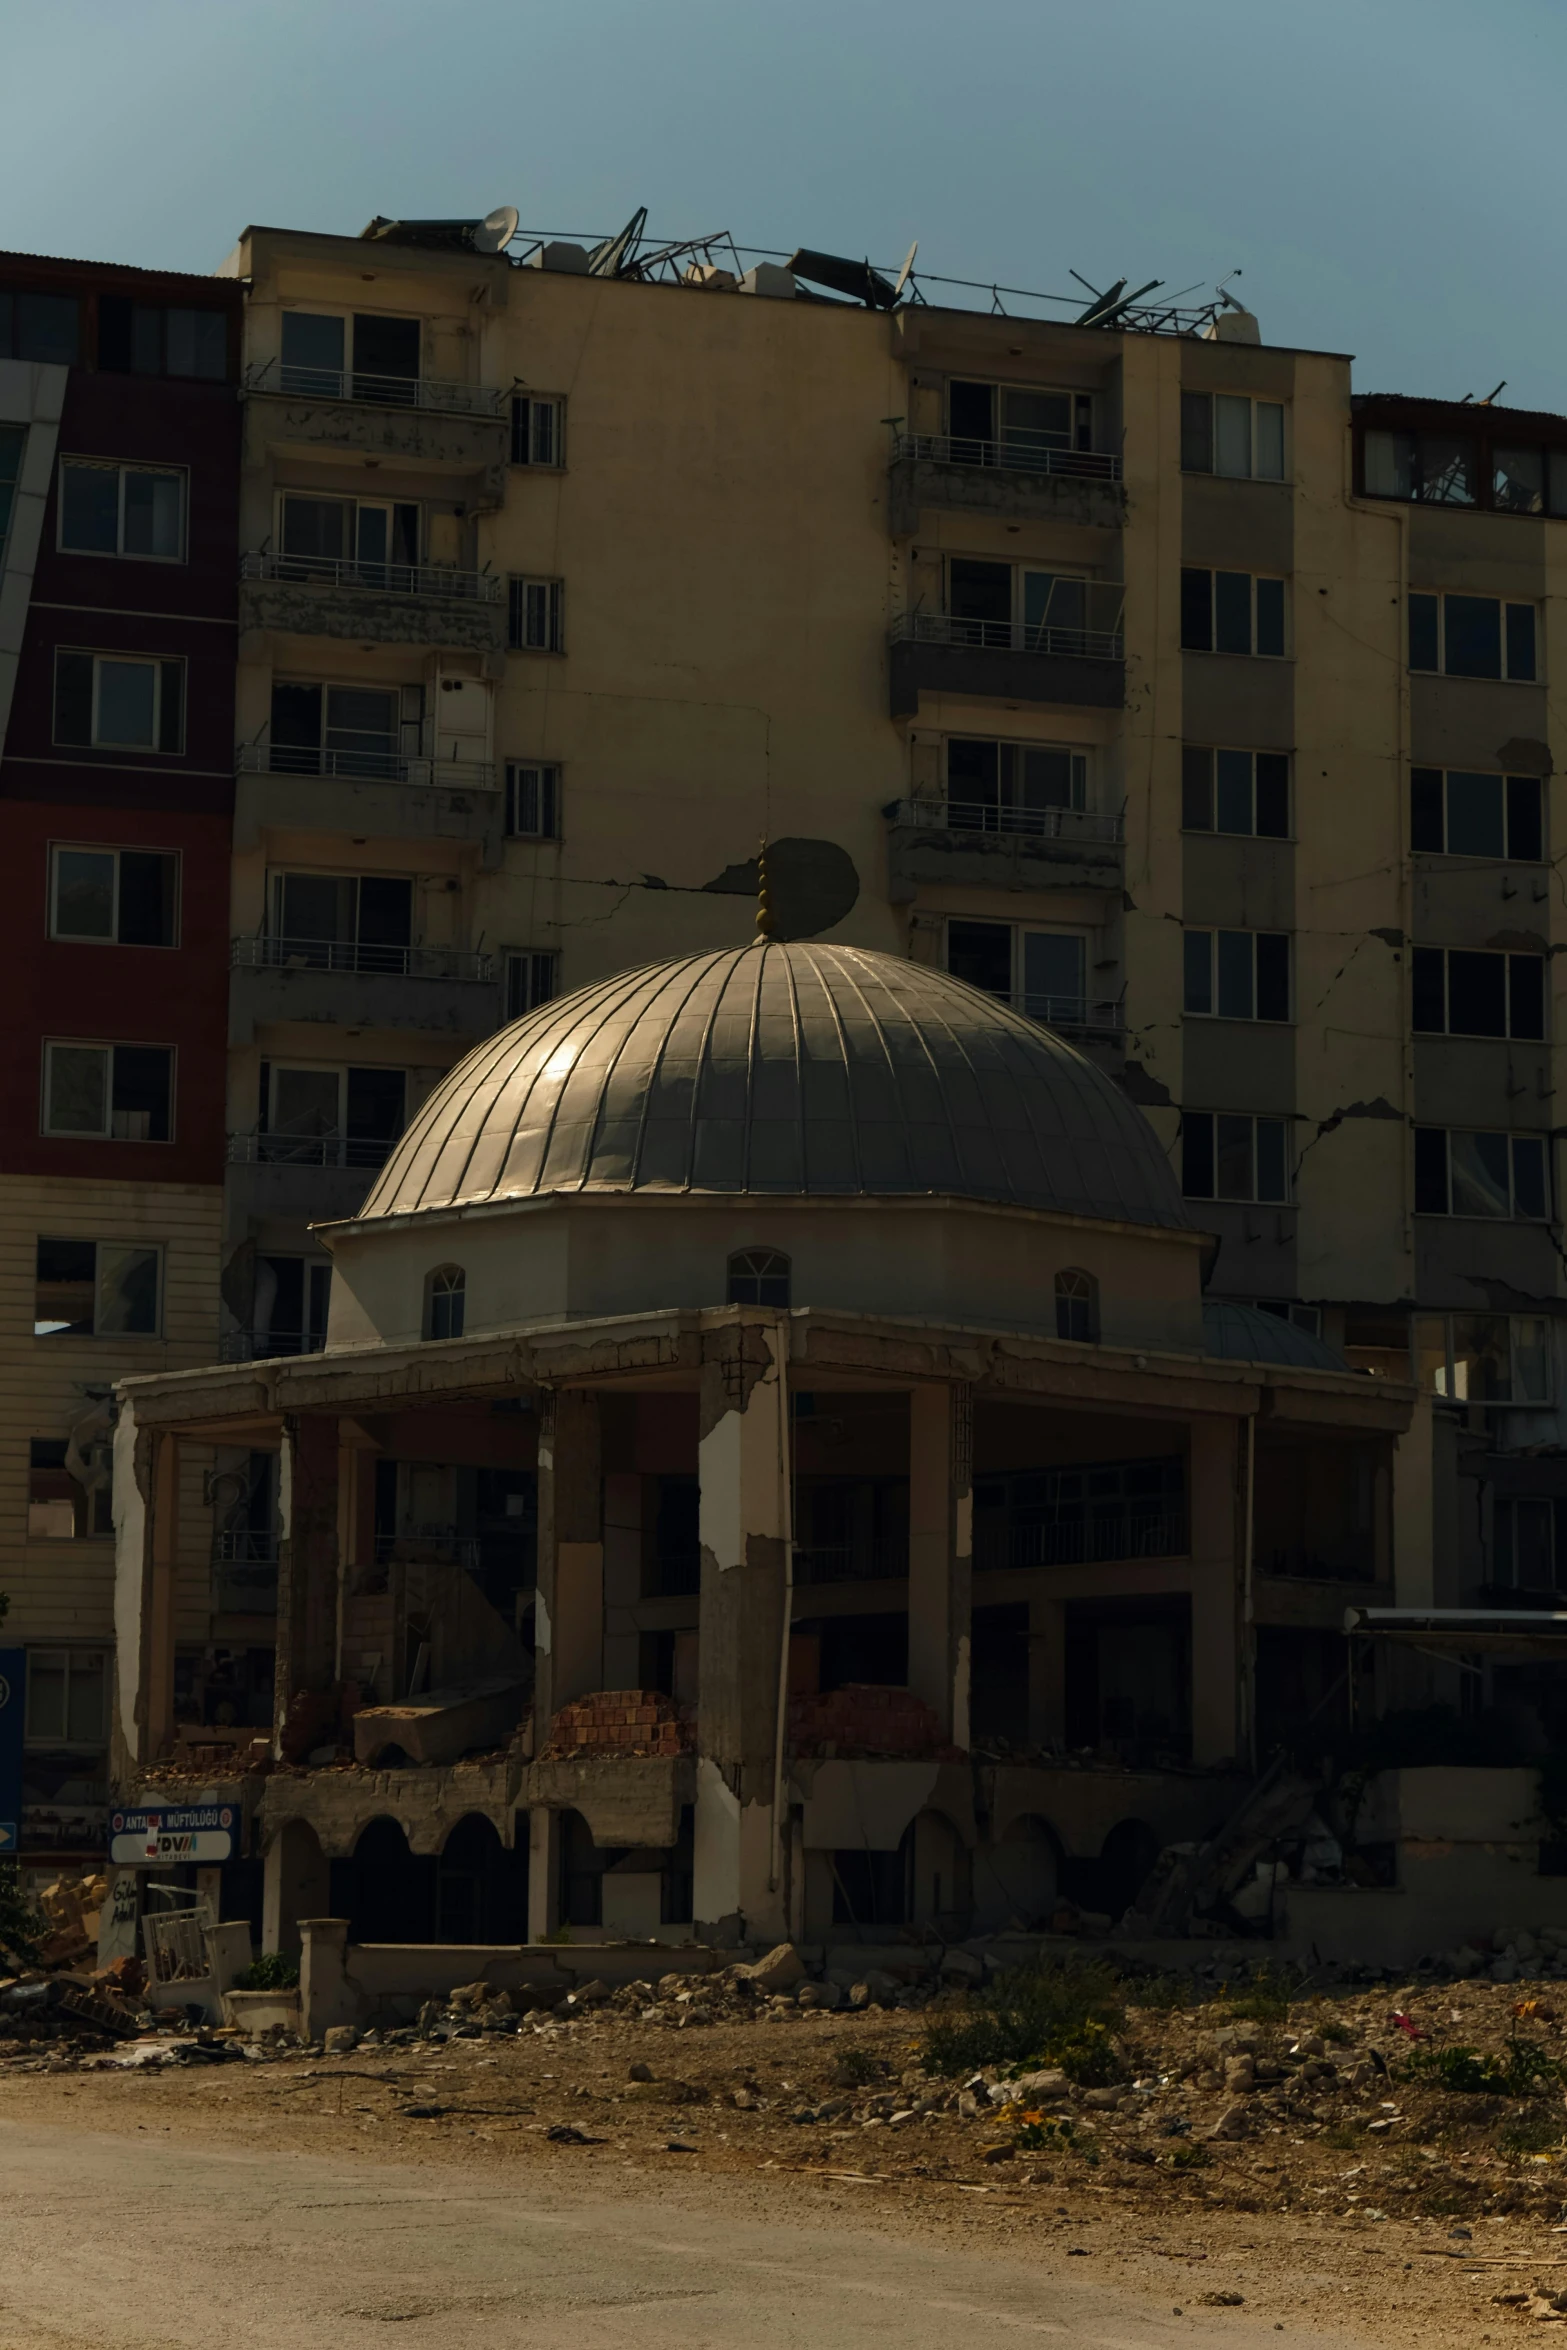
(353, 943), (1188, 1230)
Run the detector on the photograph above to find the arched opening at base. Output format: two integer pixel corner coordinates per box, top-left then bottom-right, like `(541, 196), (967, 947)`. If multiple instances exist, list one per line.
(436, 1812), (527, 1943)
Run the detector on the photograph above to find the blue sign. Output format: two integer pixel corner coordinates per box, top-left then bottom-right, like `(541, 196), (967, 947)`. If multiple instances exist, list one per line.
(0, 1650), (23, 1852)
(109, 1803), (237, 1865)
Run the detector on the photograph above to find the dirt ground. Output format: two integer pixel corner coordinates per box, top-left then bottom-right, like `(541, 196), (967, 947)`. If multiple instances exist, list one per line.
(5, 1966), (1567, 2340)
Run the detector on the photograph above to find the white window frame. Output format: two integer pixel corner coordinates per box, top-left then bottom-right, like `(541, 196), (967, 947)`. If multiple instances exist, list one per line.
(260, 1060), (408, 1168)
(1411, 765), (1543, 861)
(504, 761), (561, 840)
(1181, 391), (1286, 481)
(508, 575), (564, 654)
(1182, 928), (1292, 1024)
(54, 649), (185, 755)
(505, 949), (560, 1020)
(0, 422), (25, 565)
(23, 1645), (110, 1747)
(1180, 1110), (1292, 1205)
(511, 394), (564, 467)
(1180, 567), (1288, 658)
(1409, 591), (1538, 681)
(34, 1235), (164, 1339)
(1416, 1312), (1551, 1409)
(1180, 745), (1291, 839)
(41, 1039), (176, 1142)
(1415, 1127), (1551, 1222)
(57, 457), (187, 562)
(47, 841), (181, 947)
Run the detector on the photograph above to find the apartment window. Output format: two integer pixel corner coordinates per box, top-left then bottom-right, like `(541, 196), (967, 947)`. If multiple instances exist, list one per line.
(946, 918), (1091, 1026)
(947, 379), (1093, 463)
(1364, 429), (1477, 506)
(1183, 929), (1290, 1022)
(53, 651), (184, 754)
(1411, 767), (1542, 861)
(279, 309), (422, 403)
(1054, 1268), (1098, 1343)
(267, 871), (414, 971)
(1415, 1312), (1550, 1408)
(1408, 592), (1536, 680)
(504, 762), (561, 839)
(1493, 446), (1567, 517)
(505, 950), (560, 1020)
(258, 1061), (406, 1169)
(1180, 568), (1285, 657)
(1181, 746), (1289, 837)
(943, 738), (1086, 830)
(508, 576), (563, 652)
(1414, 1128), (1549, 1221)
(60, 459), (185, 560)
(25, 1648), (107, 1742)
(249, 1255), (331, 1358)
(27, 1443), (110, 1540)
(97, 298), (226, 381)
(1180, 392), (1285, 481)
(1493, 1495), (1567, 1593)
(510, 394), (563, 466)
(277, 492), (419, 577)
(0, 287), (79, 365)
(270, 680), (416, 780)
(43, 1042), (172, 1141)
(728, 1249), (791, 1308)
(945, 557), (1111, 651)
(49, 844), (178, 946)
(35, 1236), (161, 1336)
(1411, 946), (1545, 1040)
(0, 425), (23, 560)
(426, 1265), (466, 1342)
(1181, 1112), (1290, 1203)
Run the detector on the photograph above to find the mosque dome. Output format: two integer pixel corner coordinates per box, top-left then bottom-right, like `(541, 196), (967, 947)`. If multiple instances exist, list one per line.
(354, 941), (1188, 1232)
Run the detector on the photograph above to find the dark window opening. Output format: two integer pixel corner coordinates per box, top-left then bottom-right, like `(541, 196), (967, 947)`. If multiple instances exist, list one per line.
(727, 1247), (790, 1307)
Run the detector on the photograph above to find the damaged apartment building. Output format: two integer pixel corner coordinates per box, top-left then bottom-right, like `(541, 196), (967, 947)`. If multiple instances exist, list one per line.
(0, 196), (1557, 1945)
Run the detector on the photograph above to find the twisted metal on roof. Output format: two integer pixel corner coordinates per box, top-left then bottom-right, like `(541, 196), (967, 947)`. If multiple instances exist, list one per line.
(353, 943), (1189, 1230)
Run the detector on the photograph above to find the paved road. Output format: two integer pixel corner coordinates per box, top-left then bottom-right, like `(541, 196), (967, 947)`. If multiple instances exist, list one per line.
(0, 2120), (1373, 2350)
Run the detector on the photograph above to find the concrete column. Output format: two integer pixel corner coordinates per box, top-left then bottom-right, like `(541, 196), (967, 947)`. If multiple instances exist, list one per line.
(144, 1431), (180, 1764)
(1027, 1595), (1066, 1747)
(535, 1390), (603, 1728)
(261, 1816), (330, 1956)
(601, 1471), (643, 1689)
(1188, 1414), (1242, 1767)
(694, 1323), (789, 1943)
(906, 1382), (973, 1743)
(275, 1416), (340, 1750)
(525, 1807), (560, 1941)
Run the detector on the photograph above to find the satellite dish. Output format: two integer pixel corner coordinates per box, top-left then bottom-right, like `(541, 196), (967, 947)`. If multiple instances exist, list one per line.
(893, 240), (919, 303)
(473, 205), (520, 255)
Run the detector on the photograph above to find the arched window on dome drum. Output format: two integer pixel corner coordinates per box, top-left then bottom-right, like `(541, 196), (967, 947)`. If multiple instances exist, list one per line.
(426, 1264), (466, 1341)
(1054, 1267), (1098, 1343)
(728, 1248), (791, 1308)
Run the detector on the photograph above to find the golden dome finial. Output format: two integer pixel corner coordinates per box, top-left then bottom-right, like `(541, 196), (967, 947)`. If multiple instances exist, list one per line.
(755, 837), (775, 940)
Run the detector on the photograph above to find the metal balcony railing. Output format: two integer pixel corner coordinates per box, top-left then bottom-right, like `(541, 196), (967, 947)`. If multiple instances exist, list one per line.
(212, 1528), (280, 1563)
(241, 549), (502, 603)
(892, 429), (1122, 483)
(890, 796), (1124, 846)
(219, 1327), (329, 1364)
(994, 988), (1126, 1039)
(976, 1508), (1188, 1571)
(232, 934), (495, 984)
(792, 1538), (910, 1587)
(374, 1529), (482, 1571)
(244, 358), (506, 417)
(1261, 1547), (1377, 1585)
(236, 741), (498, 793)
(227, 1130), (396, 1172)
(648, 1550), (701, 1598)
(893, 607), (1124, 663)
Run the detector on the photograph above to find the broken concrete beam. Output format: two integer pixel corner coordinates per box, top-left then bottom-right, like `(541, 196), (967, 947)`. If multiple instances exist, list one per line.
(352, 1678), (527, 1767)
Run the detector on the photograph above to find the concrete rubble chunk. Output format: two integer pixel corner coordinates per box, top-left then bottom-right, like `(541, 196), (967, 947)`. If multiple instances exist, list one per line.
(322, 2025), (358, 2055)
(796, 1980), (841, 2010)
(1208, 2101), (1250, 2141)
(736, 1944), (807, 1995)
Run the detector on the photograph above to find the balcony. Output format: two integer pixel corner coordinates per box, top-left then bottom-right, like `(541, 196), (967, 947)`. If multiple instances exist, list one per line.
(888, 430), (1126, 535)
(241, 360), (509, 484)
(239, 549), (506, 655)
(212, 1528), (279, 1616)
(886, 795), (1124, 901)
(889, 607), (1125, 719)
(996, 986), (1126, 1045)
(225, 1130), (390, 1230)
(228, 932), (503, 1047)
(233, 741), (503, 865)
(975, 1505), (1187, 1572)
(792, 1538), (910, 1587)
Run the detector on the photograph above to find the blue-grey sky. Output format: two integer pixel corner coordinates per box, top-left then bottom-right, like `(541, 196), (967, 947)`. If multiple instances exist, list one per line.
(2, 0), (1560, 406)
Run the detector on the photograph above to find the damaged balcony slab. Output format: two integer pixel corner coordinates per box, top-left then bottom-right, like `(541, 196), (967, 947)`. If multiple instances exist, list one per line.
(260, 1754), (522, 1860)
(885, 808), (1123, 902)
(242, 387), (508, 501)
(224, 1149), (382, 1231)
(353, 1677), (529, 1768)
(889, 633), (1126, 719)
(233, 768), (503, 866)
(227, 957), (504, 1046)
(523, 1756), (696, 1849)
(888, 444), (1127, 537)
(238, 573), (506, 656)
